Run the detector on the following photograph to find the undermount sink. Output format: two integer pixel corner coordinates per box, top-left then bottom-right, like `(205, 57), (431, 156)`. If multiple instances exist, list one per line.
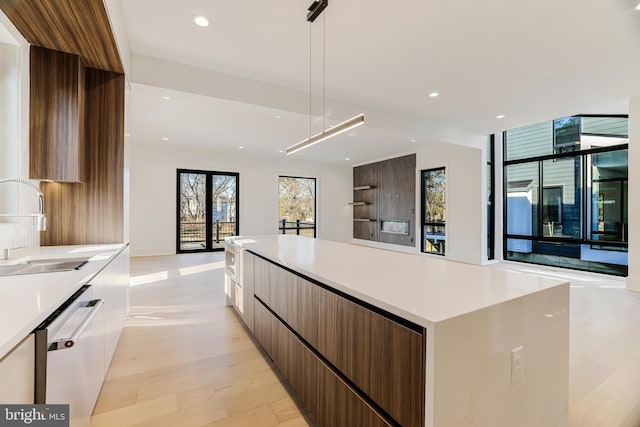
(0, 257), (90, 276)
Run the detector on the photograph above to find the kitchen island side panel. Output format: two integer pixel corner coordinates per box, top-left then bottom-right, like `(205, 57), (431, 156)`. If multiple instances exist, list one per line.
(432, 284), (569, 427)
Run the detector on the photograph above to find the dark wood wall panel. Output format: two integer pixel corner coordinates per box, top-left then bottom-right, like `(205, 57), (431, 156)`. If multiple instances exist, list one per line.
(41, 69), (124, 246)
(30, 47), (86, 182)
(378, 154), (416, 246)
(353, 154), (416, 246)
(0, 0), (123, 72)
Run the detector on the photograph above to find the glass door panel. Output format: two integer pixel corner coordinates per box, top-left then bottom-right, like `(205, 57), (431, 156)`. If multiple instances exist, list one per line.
(211, 174), (238, 249)
(178, 172), (207, 251)
(177, 169), (239, 253)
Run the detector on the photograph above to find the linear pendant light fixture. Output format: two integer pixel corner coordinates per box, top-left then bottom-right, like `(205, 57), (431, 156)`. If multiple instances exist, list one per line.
(286, 0), (365, 156)
(287, 114), (364, 155)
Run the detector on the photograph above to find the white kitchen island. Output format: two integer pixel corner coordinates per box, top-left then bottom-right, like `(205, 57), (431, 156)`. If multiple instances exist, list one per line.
(228, 235), (569, 427)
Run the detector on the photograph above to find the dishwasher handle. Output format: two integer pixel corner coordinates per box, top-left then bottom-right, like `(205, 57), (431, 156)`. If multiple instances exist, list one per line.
(49, 299), (104, 351)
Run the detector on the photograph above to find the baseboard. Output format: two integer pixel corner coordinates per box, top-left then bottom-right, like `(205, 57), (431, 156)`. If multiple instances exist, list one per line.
(626, 276), (640, 292)
(130, 246), (175, 257)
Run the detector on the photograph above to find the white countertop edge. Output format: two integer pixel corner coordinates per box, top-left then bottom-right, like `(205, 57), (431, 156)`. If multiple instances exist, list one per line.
(246, 248), (569, 329)
(234, 235), (568, 328)
(0, 243), (128, 358)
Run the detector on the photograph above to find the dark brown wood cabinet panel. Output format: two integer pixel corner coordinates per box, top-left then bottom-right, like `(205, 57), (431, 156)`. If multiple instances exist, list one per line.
(249, 255), (425, 427)
(268, 263), (297, 326)
(254, 257), (271, 304)
(316, 289), (424, 427)
(254, 301), (274, 359)
(40, 68), (124, 246)
(0, 0), (123, 72)
(315, 357), (391, 427)
(30, 47), (86, 182)
(254, 299), (391, 427)
(295, 277), (318, 347)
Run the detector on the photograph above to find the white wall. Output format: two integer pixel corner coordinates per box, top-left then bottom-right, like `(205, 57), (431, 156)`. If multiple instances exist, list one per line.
(130, 143), (352, 256)
(0, 37), (37, 248)
(416, 142), (485, 264)
(627, 97), (640, 291)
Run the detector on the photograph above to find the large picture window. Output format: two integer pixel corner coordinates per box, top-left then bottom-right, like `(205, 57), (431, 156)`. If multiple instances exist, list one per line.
(177, 169), (239, 252)
(503, 115), (628, 276)
(421, 168), (446, 255)
(278, 176), (316, 237)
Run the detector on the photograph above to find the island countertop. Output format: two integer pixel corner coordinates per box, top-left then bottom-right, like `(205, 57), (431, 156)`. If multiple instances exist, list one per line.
(0, 243), (128, 357)
(231, 235), (568, 327)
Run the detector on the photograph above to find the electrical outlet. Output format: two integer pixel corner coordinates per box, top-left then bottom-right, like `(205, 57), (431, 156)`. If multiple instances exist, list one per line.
(511, 345), (524, 384)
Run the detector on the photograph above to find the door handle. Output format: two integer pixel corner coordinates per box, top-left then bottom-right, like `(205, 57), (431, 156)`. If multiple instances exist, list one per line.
(49, 299), (104, 351)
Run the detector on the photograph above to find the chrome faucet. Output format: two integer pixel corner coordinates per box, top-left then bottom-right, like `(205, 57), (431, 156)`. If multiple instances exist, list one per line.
(0, 178), (47, 231)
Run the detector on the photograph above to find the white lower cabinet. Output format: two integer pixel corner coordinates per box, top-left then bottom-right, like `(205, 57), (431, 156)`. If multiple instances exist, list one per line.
(101, 246), (130, 369)
(234, 282), (243, 314)
(0, 335), (35, 403)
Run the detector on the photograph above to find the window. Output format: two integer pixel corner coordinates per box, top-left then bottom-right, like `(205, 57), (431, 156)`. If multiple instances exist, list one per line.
(542, 186), (563, 232)
(503, 115), (628, 276)
(177, 169), (239, 252)
(421, 168), (446, 255)
(487, 135), (495, 260)
(278, 176), (316, 237)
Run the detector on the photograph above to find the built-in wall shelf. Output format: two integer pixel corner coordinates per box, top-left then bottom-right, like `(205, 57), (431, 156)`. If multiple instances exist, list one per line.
(349, 202), (369, 206)
(353, 218), (376, 222)
(353, 185), (375, 191)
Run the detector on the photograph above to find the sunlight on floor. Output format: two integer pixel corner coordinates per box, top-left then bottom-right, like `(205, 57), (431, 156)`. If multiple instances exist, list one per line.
(178, 261), (225, 276)
(130, 271), (169, 287)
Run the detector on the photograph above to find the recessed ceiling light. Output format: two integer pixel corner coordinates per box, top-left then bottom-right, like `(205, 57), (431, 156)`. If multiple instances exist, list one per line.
(162, 137), (169, 141)
(124, 133), (130, 137)
(193, 15), (209, 27)
(429, 92), (439, 98)
(345, 157), (350, 161)
(238, 146), (244, 149)
(275, 115), (282, 119)
(410, 139), (416, 143)
(496, 114), (505, 119)
(636, 2), (640, 10)
(161, 96), (171, 100)
(279, 150), (284, 153)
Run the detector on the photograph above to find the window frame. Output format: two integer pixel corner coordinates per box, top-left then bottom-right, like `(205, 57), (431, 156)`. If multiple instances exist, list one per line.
(278, 175), (317, 238)
(176, 168), (240, 253)
(502, 114), (629, 276)
(421, 167), (446, 256)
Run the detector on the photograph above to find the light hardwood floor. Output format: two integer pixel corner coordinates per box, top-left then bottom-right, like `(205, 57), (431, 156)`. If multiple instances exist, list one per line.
(92, 253), (640, 426)
(91, 252), (314, 427)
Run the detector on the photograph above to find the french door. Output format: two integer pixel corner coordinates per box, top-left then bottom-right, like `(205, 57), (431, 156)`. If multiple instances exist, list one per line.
(177, 169), (239, 252)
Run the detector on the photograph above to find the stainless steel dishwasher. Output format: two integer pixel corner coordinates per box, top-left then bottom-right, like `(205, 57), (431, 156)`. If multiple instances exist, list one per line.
(34, 285), (105, 427)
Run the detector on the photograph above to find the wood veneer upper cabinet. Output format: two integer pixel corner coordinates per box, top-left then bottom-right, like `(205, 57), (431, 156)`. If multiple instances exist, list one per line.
(40, 68), (125, 246)
(30, 47), (86, 182)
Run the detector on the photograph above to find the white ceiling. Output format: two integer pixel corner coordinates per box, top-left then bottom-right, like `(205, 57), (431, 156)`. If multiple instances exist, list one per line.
(120, 0), (640, 163)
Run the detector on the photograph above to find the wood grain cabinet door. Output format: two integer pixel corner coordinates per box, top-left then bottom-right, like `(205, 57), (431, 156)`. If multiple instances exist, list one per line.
(30, 47), (86, 182)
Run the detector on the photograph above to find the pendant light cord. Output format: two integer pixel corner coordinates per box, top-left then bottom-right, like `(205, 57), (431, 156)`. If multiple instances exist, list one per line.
(309, 22), (312, 139)
(323, 13), (326, 132)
